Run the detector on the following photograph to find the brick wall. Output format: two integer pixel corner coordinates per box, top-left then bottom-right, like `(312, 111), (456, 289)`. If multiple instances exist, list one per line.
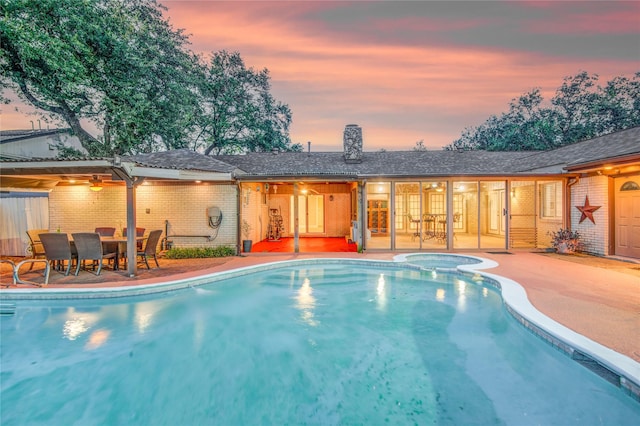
(571, 175), (608, 256)
(49, 183), (238, 250)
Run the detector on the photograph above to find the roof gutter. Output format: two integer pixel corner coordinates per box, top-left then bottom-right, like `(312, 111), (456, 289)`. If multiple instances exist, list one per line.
(564, 153), (640, 172)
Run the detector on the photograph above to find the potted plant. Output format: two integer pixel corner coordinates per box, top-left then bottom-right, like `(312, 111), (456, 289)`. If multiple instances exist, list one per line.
(241, 219), (252, 253)
(548, 228), (581, 254)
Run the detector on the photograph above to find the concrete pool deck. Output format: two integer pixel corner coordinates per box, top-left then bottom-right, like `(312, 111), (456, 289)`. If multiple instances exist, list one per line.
(1, 250), (639, 365)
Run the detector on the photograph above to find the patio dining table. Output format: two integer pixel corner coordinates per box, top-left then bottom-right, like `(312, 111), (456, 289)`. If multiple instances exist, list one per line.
(102, 236), (146, 270)
(66, 233), (147, 271)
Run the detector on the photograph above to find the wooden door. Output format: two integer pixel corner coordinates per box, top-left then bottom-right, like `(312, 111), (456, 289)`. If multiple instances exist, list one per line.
(368, 200), (388, 236)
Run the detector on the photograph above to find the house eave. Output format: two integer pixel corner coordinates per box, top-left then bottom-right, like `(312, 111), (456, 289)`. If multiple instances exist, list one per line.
(129, 166), (233, 182)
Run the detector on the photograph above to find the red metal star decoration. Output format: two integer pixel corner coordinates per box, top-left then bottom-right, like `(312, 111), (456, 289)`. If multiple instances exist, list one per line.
(576, 195), (601, 224)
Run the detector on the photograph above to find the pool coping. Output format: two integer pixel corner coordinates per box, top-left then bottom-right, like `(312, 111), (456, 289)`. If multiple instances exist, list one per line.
(1, 253), (638, 401)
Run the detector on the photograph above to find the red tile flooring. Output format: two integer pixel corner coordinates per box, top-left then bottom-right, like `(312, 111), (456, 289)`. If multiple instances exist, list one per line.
(251, 237), (358, 253)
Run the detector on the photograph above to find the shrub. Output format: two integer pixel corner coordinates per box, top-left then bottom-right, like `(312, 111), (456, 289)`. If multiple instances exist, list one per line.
(165, 246), (236, 259)
(548, 228), (581, 252)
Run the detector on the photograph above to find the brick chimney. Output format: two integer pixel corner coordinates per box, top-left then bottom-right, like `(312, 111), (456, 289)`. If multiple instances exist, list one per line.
(343, 124), (363, 163)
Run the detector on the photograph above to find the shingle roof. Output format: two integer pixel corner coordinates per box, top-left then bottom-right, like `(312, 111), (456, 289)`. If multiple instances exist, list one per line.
(510, 126), (640, 172)
(214, 127), (639, 178)
(217, 150), (538, 178)
(0, 128), (72, 144)
(125, 149), (237, 173)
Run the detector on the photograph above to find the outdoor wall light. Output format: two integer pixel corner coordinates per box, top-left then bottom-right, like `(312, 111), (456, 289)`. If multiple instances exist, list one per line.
(89, 175), (103, 192)
(511, 188), (516, 198)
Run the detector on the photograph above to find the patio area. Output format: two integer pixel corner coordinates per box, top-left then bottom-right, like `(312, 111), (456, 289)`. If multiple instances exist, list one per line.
(1, 250), (639, 364)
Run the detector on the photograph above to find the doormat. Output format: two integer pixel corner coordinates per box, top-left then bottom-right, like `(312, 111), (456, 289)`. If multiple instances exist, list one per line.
(486, 251), (513, 255)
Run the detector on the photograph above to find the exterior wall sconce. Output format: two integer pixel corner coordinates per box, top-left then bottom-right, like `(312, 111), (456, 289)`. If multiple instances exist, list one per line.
(511, 188), (516, 197)
(89, 175), (103, 192)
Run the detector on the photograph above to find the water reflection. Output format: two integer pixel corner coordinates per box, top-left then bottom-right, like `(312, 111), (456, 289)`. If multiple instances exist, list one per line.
(63, 317), (89, 341)
(85, 329), (110, 350)
(296, 277), (318, 326)
(134, 302), (160, 334)
(456, 280), (467, 312)
(62, 308), (100, 341)
(376, 274), (387, 311)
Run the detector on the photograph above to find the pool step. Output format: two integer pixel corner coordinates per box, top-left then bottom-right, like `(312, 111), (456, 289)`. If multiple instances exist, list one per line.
(0, 303), (16, 315)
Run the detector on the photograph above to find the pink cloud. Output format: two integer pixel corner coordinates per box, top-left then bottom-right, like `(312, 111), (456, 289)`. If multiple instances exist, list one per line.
(517, 1), (640, 34)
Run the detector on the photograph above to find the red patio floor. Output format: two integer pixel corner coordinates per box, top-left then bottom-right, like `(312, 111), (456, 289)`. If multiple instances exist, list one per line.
(251, 237), (358, 253)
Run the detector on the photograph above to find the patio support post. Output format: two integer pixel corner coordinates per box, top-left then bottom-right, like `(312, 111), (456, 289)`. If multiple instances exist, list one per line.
(359, 180), (366, 251)
(236, 182), (242, 255)
(446, 179), (454, 250)
(293, 182), (299, 253)
(125, 181), (138, 277)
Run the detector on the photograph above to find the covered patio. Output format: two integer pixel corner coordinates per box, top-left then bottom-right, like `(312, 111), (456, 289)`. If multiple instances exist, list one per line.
(0, 150), (237, 276)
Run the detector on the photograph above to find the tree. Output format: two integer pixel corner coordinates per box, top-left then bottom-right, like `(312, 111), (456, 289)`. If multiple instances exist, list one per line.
(195, 50), (299, 155)
(0, 0), (201, 156)
(446, 72), (640, 151)
(412, 139), (428, 151)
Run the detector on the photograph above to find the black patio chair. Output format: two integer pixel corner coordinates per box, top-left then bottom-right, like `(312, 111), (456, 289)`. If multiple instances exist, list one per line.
(39, 233), (77, 276)
(71, 233), (116, 276)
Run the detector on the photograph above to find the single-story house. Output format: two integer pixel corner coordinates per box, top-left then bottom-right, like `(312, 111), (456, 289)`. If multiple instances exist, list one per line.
(0, 128), (85, 160)
(1, 124), (638, 276)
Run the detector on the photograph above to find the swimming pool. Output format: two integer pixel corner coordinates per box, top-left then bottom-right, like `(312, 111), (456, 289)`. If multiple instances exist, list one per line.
(1, 259), (639, 424)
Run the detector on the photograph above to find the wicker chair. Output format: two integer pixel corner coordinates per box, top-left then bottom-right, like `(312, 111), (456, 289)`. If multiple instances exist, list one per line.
(26, 229), (48, 270)
(94, 227), (116, 237)
(137, 230), (162, 269)
(39, 233), (77, 276)
(71, 233), (116, 276)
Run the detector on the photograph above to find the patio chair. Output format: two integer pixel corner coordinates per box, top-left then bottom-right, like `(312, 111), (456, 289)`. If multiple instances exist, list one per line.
(407, 213), (422, 241)
(26, 229), (48, 270)
(137, 229), (162, 269)
(94, 227), (116, 237)
(95, 227), (118, 264)
(39, 233), (78, 276)
(71, 233), (117, 276)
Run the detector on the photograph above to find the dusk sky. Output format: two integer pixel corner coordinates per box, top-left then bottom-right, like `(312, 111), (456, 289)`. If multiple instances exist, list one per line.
(2, 1), (639, 151)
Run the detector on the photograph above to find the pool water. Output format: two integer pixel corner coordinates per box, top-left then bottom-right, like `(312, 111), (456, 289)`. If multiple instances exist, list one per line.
(403, 253), (483, 269)
(1, 264), (638, 425)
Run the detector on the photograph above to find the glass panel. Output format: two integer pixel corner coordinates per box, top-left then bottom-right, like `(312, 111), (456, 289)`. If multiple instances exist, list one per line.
(365, 182), (391, 249)
(452, 181), (478, 249)
(509, 181), (537, 248)
(536, 180), (563, 248)
(395, 182), (420, 249)
(540, 182), (562, 219)
(480, 181), (506, 249)
(422, 181), (447, 249)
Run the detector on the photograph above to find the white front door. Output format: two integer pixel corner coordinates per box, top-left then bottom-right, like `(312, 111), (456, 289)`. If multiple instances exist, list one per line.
(615, 177), (640, 259)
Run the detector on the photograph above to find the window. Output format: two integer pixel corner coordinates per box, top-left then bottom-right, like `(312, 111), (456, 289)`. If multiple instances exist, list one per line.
(540, 182), (562, 219)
